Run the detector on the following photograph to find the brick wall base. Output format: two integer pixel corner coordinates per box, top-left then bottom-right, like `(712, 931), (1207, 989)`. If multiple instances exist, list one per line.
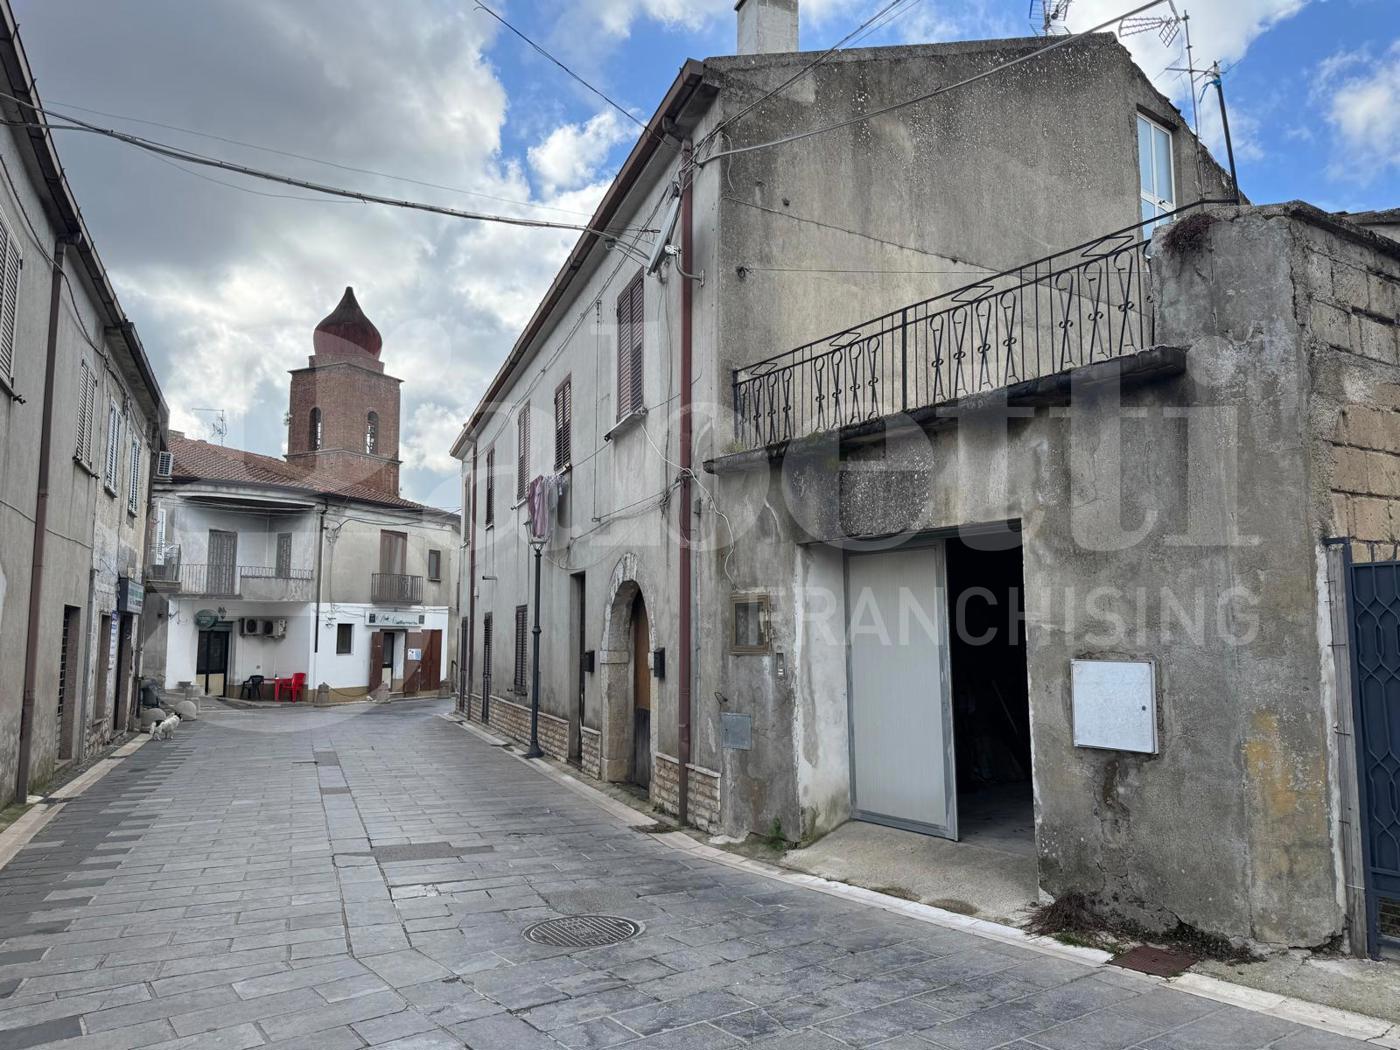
(581, 727), (602, 780)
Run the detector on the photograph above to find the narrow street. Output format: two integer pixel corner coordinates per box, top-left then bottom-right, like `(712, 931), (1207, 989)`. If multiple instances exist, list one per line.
(0, 702), (1368, 1050)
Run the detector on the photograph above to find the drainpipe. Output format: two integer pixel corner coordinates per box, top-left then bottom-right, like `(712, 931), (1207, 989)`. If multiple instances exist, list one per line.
(310, 500), (326, 686)
(465, 444), (477, 716)
(15, 237), (67, 803)
(677, 143), (695, 825)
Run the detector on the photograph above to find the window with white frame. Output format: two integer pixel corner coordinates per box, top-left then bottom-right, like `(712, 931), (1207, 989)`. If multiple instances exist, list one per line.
(0, 212), (21, 390)
(127, 434), (142, 514)
(1137, 114), (1176, 232)
(102, 399), (122, 492)
(75, 360), (97, 465)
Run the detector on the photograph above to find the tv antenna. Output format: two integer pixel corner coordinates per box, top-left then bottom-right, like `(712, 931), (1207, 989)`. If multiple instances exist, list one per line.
(1033, 0), (1183, 44)
(191, 407), (227, 444)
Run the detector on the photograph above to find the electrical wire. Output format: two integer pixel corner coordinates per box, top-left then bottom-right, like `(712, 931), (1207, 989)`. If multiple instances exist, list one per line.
(41, 98), (608, 220)
(701, 0), (917, 146)
(697, 0), (1171, 167)
(474, 2), (671, 153)
(0, 97), (656, 240)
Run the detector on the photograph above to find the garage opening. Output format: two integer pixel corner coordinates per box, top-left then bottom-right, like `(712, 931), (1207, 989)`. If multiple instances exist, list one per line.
(945, 535), (1033, 856)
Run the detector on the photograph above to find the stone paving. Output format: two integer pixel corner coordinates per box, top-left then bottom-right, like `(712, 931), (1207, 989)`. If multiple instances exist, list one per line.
(0, 700), (1372, 1049)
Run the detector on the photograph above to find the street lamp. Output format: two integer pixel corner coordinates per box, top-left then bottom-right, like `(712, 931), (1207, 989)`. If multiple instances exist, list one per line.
(525, 538), (544, 759)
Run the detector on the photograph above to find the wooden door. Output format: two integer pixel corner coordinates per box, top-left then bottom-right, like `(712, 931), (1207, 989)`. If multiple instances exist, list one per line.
(208, 530), (237, 596)
(631, 595), (651, 790)
(421, 631), (442, 693)
(368, 631), (384, 690)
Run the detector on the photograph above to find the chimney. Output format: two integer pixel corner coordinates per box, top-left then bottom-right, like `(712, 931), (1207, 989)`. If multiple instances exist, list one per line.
(736, 0), (798, 55)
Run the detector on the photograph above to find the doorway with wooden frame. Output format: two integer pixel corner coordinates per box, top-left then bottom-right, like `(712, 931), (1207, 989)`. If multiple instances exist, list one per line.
(196, 624), (231, 698)
(631, 592), (652, 791)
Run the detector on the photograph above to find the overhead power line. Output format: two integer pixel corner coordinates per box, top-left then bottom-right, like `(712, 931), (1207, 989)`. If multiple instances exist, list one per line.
(43, 97), (607, 220)
(0, 93), (654, 240)
(474, 2), (666, 149)
(698, 0), (1170, 167)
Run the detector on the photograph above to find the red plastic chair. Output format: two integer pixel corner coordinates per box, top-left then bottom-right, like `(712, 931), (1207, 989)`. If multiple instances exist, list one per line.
(290, 673), (306, 703)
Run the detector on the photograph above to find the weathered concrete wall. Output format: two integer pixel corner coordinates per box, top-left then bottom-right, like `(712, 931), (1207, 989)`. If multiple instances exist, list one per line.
(709, 205), (1367, 948)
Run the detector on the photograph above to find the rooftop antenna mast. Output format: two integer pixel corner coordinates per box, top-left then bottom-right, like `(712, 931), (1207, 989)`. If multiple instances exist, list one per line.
(1030, 0), (1073, 35)
(191, 407), (227, 445)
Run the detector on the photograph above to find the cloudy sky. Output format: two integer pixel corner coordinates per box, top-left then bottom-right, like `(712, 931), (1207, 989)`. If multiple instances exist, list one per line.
(12, 0), (1397, 507)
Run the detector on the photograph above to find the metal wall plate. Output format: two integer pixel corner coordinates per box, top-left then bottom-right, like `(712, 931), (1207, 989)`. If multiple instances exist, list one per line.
(721, 711), (753, 751)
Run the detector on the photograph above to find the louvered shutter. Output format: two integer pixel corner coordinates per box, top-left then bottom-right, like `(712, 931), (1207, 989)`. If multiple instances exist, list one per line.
(554, 377), (572, 469)
(127, 436), (142, 513)
(104, 401), (122, 489)
(156, 450), (174, 478)
(616, 283), (633, 420)
(76, 362), (95, 462)
(513, 604), (528, 691)
(0, 219), (19, 385)
(516, 409), (529, 502)
(627, 277), (644, 415)
(484, 447), (495, 525)
(482, 613), (493, 680)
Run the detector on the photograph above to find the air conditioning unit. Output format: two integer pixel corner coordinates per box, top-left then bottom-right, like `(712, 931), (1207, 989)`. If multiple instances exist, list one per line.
(240, 617), (262, 636)
(155, 451), (174, 479)
(270, 618), (287, 639)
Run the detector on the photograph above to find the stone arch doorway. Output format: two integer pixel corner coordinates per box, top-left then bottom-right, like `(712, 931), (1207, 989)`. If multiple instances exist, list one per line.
(599, 554), (656, 793)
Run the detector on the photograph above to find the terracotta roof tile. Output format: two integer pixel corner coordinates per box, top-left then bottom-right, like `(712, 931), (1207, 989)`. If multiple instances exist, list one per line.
(167, 433), (435, 511)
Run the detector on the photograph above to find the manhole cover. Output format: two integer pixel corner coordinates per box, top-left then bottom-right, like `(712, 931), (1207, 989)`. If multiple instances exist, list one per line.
(1109, 945), (1197, 977)
(523, 915), (643, 949)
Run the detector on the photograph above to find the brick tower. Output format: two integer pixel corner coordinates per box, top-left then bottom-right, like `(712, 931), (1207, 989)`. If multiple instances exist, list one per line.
(286, 287), (402, 496)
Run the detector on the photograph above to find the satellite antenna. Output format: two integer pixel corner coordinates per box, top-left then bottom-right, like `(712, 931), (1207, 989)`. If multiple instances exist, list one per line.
(645, 183), (683, 276)
(191, 407), (227, 444)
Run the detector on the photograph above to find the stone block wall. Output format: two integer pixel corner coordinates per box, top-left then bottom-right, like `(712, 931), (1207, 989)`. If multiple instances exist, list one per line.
(474, 693), (568, 760)
(652, 753), (721, 832)
(581, 727), (602, 780)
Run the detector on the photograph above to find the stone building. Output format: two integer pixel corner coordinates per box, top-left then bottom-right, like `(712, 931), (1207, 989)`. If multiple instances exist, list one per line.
(0, 1), (166, 804)
(143, 290), (456, 702)
(452, 0), (1399, 956)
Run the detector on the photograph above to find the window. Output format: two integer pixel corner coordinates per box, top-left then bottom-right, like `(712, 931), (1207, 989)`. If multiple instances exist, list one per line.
(379, 530), (407, 575)
(0, 213), (21, 389)
(365, 411), (378, 454)
(309, 407), (322, 450)
(484, 447), (495, 526)
(513, 604), (528, 692)
(127, 435), (143, 514)
(336, 623), (353, 654)
(427, 548), (442, 581)
(516, 408), (530, 502)
(616, 272), (644, 419)
(102, 399), (122, 492)
(731, 593), (772, 653)
(75, 361), (97, 466)
(554, 376), (572, 470)
(276, 533), (292, 578)
(1137, 114), (1175, 232)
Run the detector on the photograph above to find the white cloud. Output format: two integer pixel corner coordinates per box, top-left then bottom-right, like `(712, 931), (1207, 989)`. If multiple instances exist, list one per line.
(1321, 40), (1400, 182)
(528, 112), (632, 196)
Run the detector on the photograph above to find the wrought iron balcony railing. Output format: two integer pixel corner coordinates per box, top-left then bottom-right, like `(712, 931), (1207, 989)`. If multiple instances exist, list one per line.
(731, 208), (1198, 453)
(144, 561), (313, 601)
(372, 572), (423, 605)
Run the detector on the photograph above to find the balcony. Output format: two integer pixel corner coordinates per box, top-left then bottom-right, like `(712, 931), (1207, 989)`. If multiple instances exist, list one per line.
(144, 559), (314, 602)
(372, 572), (423, 605)
(730, 210), (1186, 454)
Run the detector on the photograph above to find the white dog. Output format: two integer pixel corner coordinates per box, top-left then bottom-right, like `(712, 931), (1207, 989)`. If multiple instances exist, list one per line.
(150, 714), (180, 740)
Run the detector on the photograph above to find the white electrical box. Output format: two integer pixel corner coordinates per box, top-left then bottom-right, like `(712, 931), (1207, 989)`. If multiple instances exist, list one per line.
(1071, 659), (1158, 753)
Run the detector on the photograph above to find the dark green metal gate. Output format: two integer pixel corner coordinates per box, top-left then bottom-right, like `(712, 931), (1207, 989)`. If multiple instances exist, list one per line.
(1348, 558), (1400, 958)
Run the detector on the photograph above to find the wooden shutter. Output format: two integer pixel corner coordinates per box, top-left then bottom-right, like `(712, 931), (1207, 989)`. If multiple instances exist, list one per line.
(482, 613), (493, 682)
(0, 218), (19, 385)
(104, 401), (122, 489)
(616, 273), (644, 420)
(484, 447), (495, 526)
(514, 604), (528, 691)
(516, 409), (529, 502)
(554, 376), (572, 469)
(76, 362), (95, 463)
(127, 436), (142, 514)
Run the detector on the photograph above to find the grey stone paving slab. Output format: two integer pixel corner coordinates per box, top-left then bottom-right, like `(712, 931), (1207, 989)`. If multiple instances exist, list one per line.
(0, 701), (1379, 1050)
